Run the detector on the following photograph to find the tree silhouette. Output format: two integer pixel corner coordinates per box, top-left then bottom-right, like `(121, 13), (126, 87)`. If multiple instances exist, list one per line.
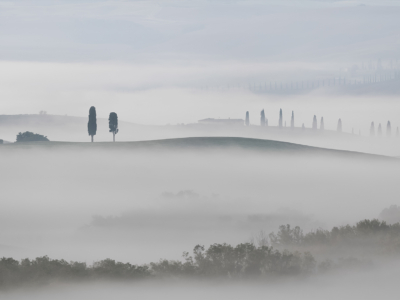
(320, 117), (324, 130)
(245, 111), (249, 126)
(109, 112), (119, 142)
(312, 115), (317, 130)
(386, 121), (391, 137)
(290, 111), (294, 130)
(377, 123), (382, 137)
(88, 106), (97, 142)
(370, 122), (375, 137)
(260, 110), (265, 126)
(279, 109), (283, 129)
(337, 119), (342, 132)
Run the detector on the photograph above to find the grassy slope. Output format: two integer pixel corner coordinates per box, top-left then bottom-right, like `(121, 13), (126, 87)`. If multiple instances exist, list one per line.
(0, 136), (395, 161)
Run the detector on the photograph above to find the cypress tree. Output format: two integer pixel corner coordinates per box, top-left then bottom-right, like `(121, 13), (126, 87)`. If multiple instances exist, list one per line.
(337, 119), (342, 132)
(312, 115), (317, 130)
(387, 121), (391, 137)
(370, 122), (375, 136)
(302, 123), (305, 130)
(109, 112), (119, 142)
(245, 111), (250, 126)
(279, 109), (283, 129)
(320, 117), (324, 130)
(377, 123), (382, 137)
(290, 111), (294, 130)
(88, 106), (97, 142)
(260, 110), (265, 126)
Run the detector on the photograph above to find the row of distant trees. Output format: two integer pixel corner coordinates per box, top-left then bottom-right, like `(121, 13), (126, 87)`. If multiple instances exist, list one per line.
(245, 109), (399, 137)
(88, 106), (119, 142)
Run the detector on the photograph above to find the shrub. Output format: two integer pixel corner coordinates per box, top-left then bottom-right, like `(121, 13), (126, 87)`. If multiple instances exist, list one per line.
(16, 132), (49, 142)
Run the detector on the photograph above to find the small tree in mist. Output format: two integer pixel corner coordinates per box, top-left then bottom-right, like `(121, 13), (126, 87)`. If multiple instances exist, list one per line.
(312, 115), (317, 130)
(377, 123), (382, 137)
(88, 106), (97, 142)
(279, 109), (283, 129)
(386, 121), (391, 137)
(370, 122), (375, 137)
(320, 117), (324, 130)
(337, 119), (342, 132)
(109, 112), (119, 142)
(302, 123), (305, 130)
(397, 127), (399, 138)
(290, 111), (294, 130)
(245, 111), (250, 126)
(260, 110), (265, 126)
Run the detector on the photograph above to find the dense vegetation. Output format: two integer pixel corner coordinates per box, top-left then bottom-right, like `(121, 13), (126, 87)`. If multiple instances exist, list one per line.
(1, 218), (395, 289)
(0, 245), (318, 289)
(269, 219), (400, 256)
(16, 131), (49, 142)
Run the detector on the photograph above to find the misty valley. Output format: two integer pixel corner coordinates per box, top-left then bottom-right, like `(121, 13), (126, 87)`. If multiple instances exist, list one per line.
(1, 0), (400, 299)
(0, 139), (399, 299)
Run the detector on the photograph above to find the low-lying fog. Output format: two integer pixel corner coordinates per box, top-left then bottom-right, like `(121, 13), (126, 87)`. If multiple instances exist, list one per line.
(0, 144), (398, 263)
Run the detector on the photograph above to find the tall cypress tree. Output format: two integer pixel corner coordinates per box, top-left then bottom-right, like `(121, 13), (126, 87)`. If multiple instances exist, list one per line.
(337, 119), (342, 132)
(370, 122), (375, 136)
(88, 106), (97, 142)
(320, 117), (324, 130)
(290, 111), (294, 130)
(387, 121), (391, 137)
(109, 112), (119, 142)
(260, 110), (265, 126)
(279, 109), (283, 129)
(245, 111), (250, 126)
(312, 115), (317, 130)
(377, 123), (382, 137)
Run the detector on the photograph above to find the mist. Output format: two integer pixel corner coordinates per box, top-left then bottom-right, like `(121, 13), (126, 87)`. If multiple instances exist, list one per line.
(1, 0), (400, 299)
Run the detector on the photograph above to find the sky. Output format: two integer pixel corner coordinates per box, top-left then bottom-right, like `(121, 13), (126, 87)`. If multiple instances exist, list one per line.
(1, 0), (400, 131)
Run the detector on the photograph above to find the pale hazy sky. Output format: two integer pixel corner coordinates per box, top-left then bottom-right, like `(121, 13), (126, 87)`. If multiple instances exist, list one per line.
(1, 0), (399, 130)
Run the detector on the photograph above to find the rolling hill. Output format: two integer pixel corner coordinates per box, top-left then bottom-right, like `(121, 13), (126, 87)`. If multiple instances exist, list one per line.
(0, 137), (395, 161)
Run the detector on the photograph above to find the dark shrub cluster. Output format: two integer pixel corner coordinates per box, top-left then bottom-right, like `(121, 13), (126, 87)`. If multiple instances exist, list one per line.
(16, 131), (49, 142)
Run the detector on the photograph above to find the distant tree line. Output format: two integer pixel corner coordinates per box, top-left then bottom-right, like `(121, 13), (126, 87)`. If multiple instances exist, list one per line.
(244, 109), (398, 137)
(268, 219), (400, 257)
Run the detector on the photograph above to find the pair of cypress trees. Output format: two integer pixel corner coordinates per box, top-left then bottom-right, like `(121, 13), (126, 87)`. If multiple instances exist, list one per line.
(88, 107), (119, 142)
